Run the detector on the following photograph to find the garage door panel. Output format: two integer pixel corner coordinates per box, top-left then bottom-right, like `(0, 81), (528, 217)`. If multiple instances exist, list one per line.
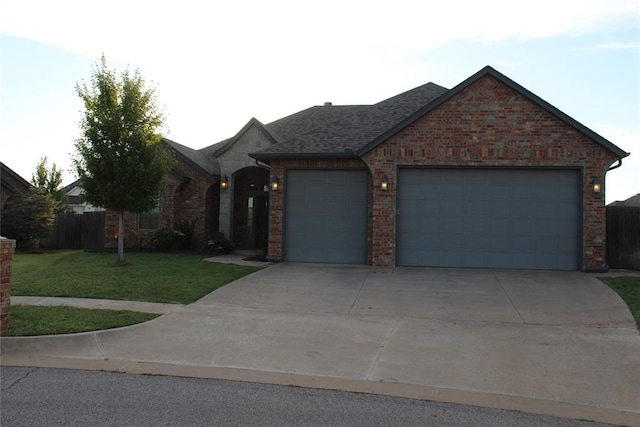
(397, 169), (580, 270)
(285, 170), (368, 264)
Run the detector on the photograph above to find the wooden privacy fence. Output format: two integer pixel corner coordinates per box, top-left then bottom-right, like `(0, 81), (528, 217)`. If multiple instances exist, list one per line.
(41, 211), (105, 250)
(54, 212), (82, 249)
(81, 211), (105, 250)
(606, 206), (640, 270)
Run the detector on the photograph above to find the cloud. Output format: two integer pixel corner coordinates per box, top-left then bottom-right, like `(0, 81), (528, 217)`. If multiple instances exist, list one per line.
(583, 42), (640, 51)
(2, 0), (638, 63)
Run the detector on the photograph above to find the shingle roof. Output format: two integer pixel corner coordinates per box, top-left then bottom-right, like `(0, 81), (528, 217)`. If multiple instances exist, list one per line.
(265, 104), (367, 143)
(163, 138), (219, 178)
(252, 82), (448, 158)
(202, 65), (628, 163)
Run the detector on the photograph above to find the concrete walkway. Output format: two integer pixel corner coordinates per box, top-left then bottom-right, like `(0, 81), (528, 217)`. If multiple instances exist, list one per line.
(10, 296), (183, 314)
(2, 262), (639, 426)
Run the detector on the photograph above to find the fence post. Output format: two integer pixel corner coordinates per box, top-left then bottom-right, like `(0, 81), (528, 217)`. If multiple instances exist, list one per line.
(0, 236), (16, 332)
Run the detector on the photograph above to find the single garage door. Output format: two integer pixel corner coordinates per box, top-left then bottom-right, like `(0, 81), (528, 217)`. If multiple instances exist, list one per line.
(397, 168), (580, 270)
(285, 170), (368, 263)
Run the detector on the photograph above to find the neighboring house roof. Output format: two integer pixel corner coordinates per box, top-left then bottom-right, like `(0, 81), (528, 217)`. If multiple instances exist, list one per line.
(163, 137), (220, 179)
(63, 179), (81, 194)
(609, 193), (640, 207)
(67, 195), (86, 205)
(64, 180), (85, 204)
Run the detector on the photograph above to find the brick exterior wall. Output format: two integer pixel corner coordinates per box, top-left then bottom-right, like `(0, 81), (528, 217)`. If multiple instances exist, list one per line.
(104, 158), (217, 249)
(362, 75), (618, 270)
(0, 237), (16, 332)
(266, 75), (619, 270)
(266, 158), (370, 262)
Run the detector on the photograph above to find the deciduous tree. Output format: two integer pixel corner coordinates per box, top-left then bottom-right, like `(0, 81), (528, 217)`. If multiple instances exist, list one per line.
(73, 55), (172, 265)
(31, 157), (66, 210)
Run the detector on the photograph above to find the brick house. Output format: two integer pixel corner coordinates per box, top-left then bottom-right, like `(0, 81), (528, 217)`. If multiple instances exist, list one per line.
(103, 139), (220, 249)
(109, 66), (628, 271)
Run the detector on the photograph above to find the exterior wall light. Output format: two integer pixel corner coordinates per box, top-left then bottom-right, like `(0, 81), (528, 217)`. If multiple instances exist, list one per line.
(220, 175), (229, 190)
(381, 175), (389, 191)
(270, 175), (280, 191)
(592, 177), (601, 193)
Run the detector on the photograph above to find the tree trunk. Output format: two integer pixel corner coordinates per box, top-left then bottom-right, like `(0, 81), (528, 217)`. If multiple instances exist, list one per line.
(117, 211), (125, 264)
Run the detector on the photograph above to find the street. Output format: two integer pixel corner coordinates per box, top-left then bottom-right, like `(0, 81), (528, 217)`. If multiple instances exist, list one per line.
(1, 366), (613, 426)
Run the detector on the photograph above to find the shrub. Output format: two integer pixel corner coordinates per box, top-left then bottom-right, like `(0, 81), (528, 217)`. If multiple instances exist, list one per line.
(205, 231), (233, 254)
(175, 218), (197, 248)
(150, 228), (186, 251)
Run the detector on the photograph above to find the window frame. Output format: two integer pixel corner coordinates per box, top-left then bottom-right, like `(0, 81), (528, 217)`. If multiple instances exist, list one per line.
(137, 206), (160, 230)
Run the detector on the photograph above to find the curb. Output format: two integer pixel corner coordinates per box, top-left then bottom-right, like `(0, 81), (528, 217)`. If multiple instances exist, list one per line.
(1, 353), (638, 427)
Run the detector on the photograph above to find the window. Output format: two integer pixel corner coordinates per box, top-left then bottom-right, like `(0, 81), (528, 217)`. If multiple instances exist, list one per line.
(138, 206), (160, 230)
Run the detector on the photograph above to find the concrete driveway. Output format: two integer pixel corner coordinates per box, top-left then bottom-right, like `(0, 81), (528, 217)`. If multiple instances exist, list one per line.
(2, 262), (639, 425)
(199, 263), (635, 327)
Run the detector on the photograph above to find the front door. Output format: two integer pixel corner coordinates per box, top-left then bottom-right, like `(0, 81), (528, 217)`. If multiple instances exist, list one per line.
(233, 167), (270, 250)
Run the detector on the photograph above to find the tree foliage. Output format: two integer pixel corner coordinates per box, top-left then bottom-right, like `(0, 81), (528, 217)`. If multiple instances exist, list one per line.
(31, 157), (67, 210)
(73, 55), (172, 263)
(1, 190), (57, 251)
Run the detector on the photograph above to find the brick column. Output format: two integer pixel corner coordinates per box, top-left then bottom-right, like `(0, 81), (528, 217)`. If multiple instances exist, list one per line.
(1, 236), (16, 332)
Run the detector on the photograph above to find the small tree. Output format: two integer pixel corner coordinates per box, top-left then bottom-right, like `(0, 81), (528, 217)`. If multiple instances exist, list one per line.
(73, 55), (172, 265)
(31, 157), (67, 211)
(2, 190), (57, 251)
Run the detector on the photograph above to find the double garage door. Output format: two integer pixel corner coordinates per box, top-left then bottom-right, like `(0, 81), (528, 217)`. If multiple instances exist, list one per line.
(284, 168), (580, 270)
(397, 168), (580, 270)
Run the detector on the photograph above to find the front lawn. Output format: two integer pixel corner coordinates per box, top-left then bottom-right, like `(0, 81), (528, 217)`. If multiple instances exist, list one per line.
(600, 276), (640, 328)
(11, 251), (261, 304)
(1, 305), (159, 336)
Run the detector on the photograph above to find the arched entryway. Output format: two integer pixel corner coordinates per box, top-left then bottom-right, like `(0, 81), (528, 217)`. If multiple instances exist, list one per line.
(232, 167), (269, 250)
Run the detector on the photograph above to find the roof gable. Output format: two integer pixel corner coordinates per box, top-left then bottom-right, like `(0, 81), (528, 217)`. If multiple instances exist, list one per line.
(163, 138), (219, 179)
(358, 66), (629, 158)
(212, 118), (279, 158)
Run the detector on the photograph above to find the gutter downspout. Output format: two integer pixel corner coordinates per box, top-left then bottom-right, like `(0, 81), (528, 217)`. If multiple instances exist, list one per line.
(589, 158), (624, 274)
(607, 158), (623, 171)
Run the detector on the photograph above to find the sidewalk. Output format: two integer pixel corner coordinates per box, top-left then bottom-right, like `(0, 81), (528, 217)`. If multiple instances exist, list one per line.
(10, 254), (268, 314)
(10, 296), (182, 314)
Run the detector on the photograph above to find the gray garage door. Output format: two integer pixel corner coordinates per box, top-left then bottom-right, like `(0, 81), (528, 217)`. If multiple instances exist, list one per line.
(397, 169), (580, 270)
(285, 170), (368, 263)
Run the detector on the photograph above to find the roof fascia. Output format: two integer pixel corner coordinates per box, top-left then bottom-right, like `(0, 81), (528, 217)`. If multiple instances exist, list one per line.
(248, 151), (359, 163)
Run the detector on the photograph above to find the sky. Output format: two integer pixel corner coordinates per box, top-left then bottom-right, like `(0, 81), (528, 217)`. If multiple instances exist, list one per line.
(0, 0), (638, 204)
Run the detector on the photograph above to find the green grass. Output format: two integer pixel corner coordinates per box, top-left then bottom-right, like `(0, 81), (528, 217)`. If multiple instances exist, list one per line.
(11, 250), (262, 304)
(1, 305), (159, 336)
(600, 276), (640, 327)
